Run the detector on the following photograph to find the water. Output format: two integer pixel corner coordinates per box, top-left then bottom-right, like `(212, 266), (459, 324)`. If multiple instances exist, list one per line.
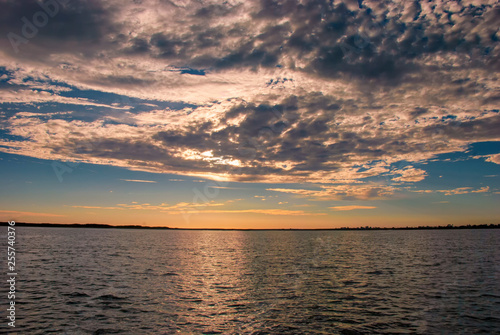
(2, 227), (500, 334)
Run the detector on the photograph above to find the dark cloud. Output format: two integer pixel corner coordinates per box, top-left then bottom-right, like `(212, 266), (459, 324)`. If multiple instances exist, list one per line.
(2, 0), (496, 79)
(192, 3), (239, 19)
(0, 0), (116, 56)
(423, 113), (500, 141)
(160, 0), (497, 78)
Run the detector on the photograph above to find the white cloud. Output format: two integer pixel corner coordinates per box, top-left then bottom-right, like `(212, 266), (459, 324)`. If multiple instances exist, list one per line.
(329, 206), (377, 211)
(120, 179), (157, 183)
(0, 0), (498, 197)
(391, 167), (427, 183)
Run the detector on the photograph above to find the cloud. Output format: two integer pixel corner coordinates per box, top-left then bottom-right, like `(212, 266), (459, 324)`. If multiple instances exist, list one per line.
(0, 0), (498, 198)
(71, 201), (322, 216)
(120, 179), (157, 183)
(116, 201), (225, 212)
(438, 188), (472, 195)
(1, 0), (498, 100)
(71, 205), (124, 210)
(207, 186), (241, 189)
(2, 0), (498, 78)
(471, 186), (490, 193)
(391, 166), (427, 183)
(4, 92), (496, 186)
(0, 0), (116, 56)
(267, 184), (394, 201)
(485, 154), (500, 165)
(171, 209), (326, 216)
(329, 206), (377, 211)
(433, 186), (491, 196)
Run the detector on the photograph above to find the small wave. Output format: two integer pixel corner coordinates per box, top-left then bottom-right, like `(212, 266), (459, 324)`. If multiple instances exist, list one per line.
(342, 280), (360, 286)
(481, 293), (500, 299)
(95, 294), (126, 301)
(63, 292), (90, 298)
(366, 270), (383, 275)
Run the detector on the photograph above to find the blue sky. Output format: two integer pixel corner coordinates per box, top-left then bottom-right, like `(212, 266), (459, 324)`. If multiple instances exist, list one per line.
(0, 0), (499, 228)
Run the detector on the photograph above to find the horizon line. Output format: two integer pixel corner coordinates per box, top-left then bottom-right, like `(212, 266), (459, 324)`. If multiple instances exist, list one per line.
(2, 222), (500, 231)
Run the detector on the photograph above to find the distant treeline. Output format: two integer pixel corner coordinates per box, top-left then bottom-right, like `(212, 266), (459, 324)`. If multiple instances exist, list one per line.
(336, 224), (500, 230)
(1, 222), (499, 230)
(0, 222), (170, 229)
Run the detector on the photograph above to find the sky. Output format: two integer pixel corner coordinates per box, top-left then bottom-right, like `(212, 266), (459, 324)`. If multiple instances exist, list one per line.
(0, 0), (499, 229)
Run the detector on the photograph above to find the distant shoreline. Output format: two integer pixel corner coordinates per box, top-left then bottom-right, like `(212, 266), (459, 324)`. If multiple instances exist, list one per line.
(2, 222), (500, 231)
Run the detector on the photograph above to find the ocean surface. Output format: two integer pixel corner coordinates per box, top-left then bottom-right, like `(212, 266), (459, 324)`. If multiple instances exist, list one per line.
(2, 227), (500, 334)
